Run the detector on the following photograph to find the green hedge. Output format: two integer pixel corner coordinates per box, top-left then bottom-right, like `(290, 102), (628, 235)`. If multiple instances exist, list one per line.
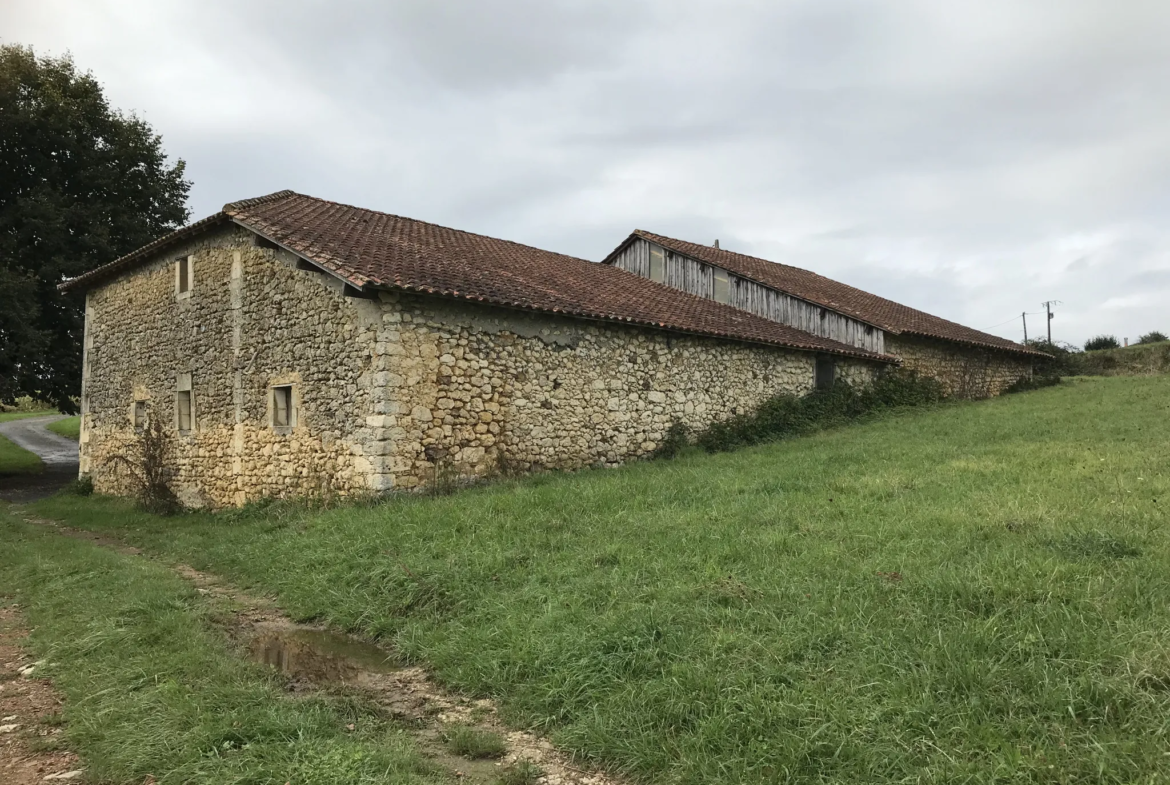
(693, 370), (945, 454)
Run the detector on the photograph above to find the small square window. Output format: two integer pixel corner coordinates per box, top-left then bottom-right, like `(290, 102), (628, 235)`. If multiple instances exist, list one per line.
(649, 246), (666, 284)
(815, 355), (836, 390)
(272, 385), (295, 428)
(176, 390), (192, 431)
(133, 401), (147, 430)
(713, 269), (730, 304)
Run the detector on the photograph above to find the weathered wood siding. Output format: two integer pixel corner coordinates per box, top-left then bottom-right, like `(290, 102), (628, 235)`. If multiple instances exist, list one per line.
(610, 239), (884, 354)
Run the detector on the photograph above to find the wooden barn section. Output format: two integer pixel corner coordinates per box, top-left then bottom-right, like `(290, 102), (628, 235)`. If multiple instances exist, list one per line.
(606, 235), (885, 354)
(602, 230), (1046, 397)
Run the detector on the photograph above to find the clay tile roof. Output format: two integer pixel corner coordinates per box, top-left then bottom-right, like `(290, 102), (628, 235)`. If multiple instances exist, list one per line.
(61, 191), (895, 363)
(610, 230), (1045, 357)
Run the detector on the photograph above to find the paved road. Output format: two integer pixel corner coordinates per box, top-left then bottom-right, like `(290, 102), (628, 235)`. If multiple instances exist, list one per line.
(0, 415), (80, 502)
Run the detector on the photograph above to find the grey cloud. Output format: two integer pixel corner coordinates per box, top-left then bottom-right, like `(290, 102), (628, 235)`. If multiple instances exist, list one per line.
(4, 0), (1170, 345)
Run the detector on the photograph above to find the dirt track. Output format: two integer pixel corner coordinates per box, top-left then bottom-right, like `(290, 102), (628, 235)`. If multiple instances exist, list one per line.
(0, 602), (82, 784)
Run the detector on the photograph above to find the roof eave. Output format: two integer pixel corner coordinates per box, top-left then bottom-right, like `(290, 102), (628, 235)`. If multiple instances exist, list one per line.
(599, 231), (642, 266)
(58, 212), (231, 293)
(898, 329), (1049, 358)
(364, 281), (897, 365)
(226, 217), (370, 290)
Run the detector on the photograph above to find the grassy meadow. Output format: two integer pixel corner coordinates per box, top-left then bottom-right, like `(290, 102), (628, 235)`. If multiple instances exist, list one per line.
(0, 408), (57, 423)
(0, 433), (42, 474)
(0, 408), (57, 474)
(1078, 340), (1170, 376)
(21, 375), (1170, 783)
(0, 510), (446, 784)
(46, 415), (81, 441)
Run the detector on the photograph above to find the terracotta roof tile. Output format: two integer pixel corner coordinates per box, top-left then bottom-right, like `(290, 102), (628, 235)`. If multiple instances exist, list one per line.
(613, 230), (1044, 357)
(62, 191), (894, 363)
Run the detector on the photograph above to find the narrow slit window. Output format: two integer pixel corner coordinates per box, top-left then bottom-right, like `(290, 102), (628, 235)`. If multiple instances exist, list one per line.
(648, 246), (666, 283)
(177, 256), (190, 294)
(815, 355), (836, 391)
(133, 401), (147, 430)
(272, 385), (294, 428)
(713, 269), (730, 304)
(176, 390), (192, 431)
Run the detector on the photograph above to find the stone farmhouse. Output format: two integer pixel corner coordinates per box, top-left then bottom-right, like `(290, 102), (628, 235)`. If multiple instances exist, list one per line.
(62, 190), (1041, 507)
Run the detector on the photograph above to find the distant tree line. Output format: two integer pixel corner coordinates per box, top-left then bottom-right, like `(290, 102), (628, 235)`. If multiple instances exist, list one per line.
(1082, 332), (1167, 352)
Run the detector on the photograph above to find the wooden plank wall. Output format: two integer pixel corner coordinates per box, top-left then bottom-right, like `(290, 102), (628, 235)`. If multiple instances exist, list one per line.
(610, 238), (884, 354)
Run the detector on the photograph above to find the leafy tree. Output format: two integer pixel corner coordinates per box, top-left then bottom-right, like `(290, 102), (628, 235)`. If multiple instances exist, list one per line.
(1024, 338), (1082, 376)
(1084, 335), (1120, 352)
(1137, 331), (1168, 345)
(0, 44), (190, 412)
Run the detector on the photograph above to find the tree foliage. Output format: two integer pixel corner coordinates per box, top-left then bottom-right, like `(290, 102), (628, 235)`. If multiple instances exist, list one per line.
(1083, 335), (1120, 352)
(1137, 331), (1167, 345)
(0, 44), (190, 411)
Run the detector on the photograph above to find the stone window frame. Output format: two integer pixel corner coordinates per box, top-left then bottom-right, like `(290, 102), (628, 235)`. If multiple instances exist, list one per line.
(268, 381), (299, 435)
(175, 254), (194, 299)
(176, 372), (195, 434)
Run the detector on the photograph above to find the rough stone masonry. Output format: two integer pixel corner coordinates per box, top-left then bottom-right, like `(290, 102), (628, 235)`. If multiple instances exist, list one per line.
(79, 225), (882, 507)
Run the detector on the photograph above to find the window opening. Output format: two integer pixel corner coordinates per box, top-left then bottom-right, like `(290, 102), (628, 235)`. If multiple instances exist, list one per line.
(713, 269), (730, 304)
(815, 355), (836, 390)
(649, 246), (666, 283)
(273, 385), (295, 428)
(176, 390), (192, 431)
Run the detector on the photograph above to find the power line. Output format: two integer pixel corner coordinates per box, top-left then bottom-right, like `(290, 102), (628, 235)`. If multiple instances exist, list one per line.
(983, 315), (1025, 331)
(982, 312), (1042, 331)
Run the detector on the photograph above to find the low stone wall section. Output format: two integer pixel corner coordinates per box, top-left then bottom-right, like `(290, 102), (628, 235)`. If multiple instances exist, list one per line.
(885, 334), (1033, 398)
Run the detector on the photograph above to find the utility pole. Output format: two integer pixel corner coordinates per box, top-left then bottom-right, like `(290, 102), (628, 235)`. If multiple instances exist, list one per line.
(1041, 300), (1061, 344)
(1022, 312), (1028, 343)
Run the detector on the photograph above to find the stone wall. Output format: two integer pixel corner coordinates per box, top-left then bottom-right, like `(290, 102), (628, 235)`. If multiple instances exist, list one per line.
(80, 226), (884, 506)
(360, 293), (882, 490)
(81, 224), (381, 507)
(884, 334), (1033, 398)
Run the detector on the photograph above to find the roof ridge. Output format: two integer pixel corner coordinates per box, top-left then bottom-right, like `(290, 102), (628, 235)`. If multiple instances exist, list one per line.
(627, 229), (1044, 357)
(233, 191), (597, 267)
(636, 228), (853, 289)
(223, 190), (298, 213)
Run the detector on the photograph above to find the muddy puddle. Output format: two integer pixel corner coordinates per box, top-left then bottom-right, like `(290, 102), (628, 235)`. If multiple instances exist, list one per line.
(249, 626), (399, 684)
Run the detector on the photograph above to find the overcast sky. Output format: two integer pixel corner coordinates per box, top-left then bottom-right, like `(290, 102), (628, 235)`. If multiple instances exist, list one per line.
(6, 1), (1169, 346)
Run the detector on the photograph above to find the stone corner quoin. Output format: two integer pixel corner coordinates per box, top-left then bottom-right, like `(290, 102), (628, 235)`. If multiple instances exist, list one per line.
(75, 222), (1031, 508)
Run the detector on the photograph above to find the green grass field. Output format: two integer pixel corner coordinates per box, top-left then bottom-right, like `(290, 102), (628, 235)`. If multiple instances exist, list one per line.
(0, 433), (43, 474)
(46, 415), (81, 441)
(0, 510), (444, 784)
(24, 375), (1170, 783)
(0, 408), (57, 423)
(1079, 341), (1170, 376)
(0, 409), (58, 474)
